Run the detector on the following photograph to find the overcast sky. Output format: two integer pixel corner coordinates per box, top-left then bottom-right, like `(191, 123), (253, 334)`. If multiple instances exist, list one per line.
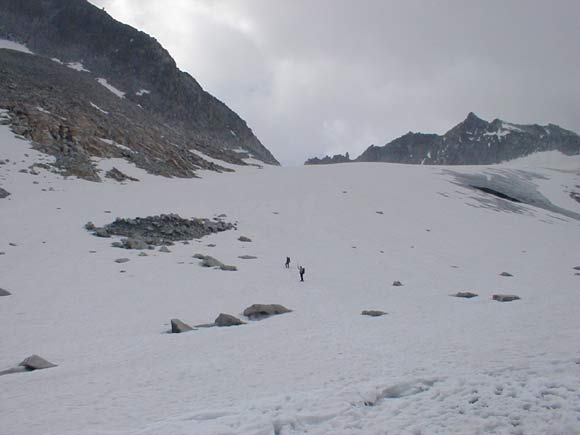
(89, 0), (580, 165)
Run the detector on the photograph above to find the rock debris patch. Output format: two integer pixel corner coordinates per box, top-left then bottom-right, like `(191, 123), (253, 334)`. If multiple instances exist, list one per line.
(87, 214), (235, 248)
(195, 253), (237, 271)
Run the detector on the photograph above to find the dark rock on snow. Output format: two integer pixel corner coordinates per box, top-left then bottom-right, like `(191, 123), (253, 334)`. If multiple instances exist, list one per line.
(0, 187), (10, 198)
(214, 313), (245, 327)
(492, 294), (521, 302)
(105, 167), (139, 182)
(115, 258), (130, 263)
(392, 281), (403, 287)
(170, 318), (194, 333)
(238, 236), (252, 242)
(238, 255), (258, 260)
(453, 292), (478, 298)
(243, 304), (291, 320)
(361, 310), (387, 317)
(0, 288), (12, 296)
(499, 272), (513, 277)
(19, 354), (57, 370)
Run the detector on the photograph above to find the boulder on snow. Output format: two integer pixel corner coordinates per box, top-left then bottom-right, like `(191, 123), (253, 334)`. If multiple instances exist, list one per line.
(0, 187), (10, 198)
(243, 304), (291, 320)
(214, 313), (245, 327)
(0, 288), (11, 296)
(238, 255), (258, 260)
(115, 258), (130, 263)
(392, 280), (403, 287)
(18, 354), (57, 370)
(492, 294), (521, 302)
(361, 310), (387, 317)
(159, 246), (171, 253)
(93, 228), (110, 238)
(200, 255), (224, 268)
(573, 266), (580, 271)
(238, 236), (252, 242)
(499, 272), (513, 277)
(170, 318), (194, 333)
(220, 264), (237, 271)
(452, 292), (478, 298)
(84, 221), (96, 230)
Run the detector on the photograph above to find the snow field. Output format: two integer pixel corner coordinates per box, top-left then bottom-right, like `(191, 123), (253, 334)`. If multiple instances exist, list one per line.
(1, 125), (579, 434)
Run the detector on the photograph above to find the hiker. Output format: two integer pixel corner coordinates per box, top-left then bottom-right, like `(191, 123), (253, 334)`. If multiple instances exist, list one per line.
(285, 257), (291, 268)
(298, 265), (305, 282)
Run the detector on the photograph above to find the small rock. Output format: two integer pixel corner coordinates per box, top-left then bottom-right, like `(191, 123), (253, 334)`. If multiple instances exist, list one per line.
(9, 242), (17, 247)
(200, 256), (223, 268)
(111, 242), (124, 248)
(375, 211), (384, 215)
(361, 310), (387, 317)
(453, 292), (478, 298)
(243, 304), (291, 320)
(499, 272), (513, 277)
(215, 313), (245, 326)
(573, 266), (580, 271)
(0, 288), (11, 296)
(18, 355), (57, 370)
(159, 246), (171, 253)
(492, 294), (521, 302)
(238, 236), (252, 242)
(89, 250), (97, 254)
(207, 244), (216, 247)
(171, 318), (194, 333)
(392, 281), (403, 287)
(32, 181), (39, 185)
(138, 252), (148, 257)
(115, 258), (130, 263)
(104, 210), (112, 213)
(193, 253), (206, 259)
(220, 265), (237, 271)
(238, 255), (258, 260)
(0, 188), (10, 198)
(84, 221), (96, 230)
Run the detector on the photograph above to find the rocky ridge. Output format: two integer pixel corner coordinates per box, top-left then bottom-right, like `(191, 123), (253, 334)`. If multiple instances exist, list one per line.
(0, 0), (278, 181)
(306, 112), (580, 165)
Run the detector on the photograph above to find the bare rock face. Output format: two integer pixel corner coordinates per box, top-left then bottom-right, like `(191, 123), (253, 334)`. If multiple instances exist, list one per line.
(170, 318), (194, 333)
(19, 354), (57, 370)
(492, 294), (521, 302)
(243, 304), (291, 320)
(214, 313), (245, 327)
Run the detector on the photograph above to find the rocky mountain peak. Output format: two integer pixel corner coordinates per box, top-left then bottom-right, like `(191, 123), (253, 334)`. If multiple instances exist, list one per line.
(0, 0), (279, 181)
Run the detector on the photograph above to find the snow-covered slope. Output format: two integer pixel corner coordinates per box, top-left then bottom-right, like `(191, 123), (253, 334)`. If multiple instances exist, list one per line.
(1, 124), (579, 435)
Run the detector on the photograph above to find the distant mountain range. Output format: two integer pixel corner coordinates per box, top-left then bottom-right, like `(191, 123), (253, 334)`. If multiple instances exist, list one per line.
(305, 112), (580, 166)
(0, 0), (278, 181)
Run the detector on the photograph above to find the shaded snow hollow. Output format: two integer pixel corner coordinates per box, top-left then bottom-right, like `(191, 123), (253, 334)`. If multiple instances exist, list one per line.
(1, 122), (579, 434)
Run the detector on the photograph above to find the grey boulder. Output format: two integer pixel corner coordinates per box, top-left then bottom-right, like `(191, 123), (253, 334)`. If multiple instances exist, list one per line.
(499, 272), (513, 277)
(392, 281), (403, 287)
(19, 355), (57, 370)
(238, 255), (258, 260)
(0, 187), (10, 198)
(0, 288), (11, 296)
(238, 236), (252, 242)
(214, 313), (245, 327)
(170, 318), (194, 333)
(243, 304), (291, 320)
(115, 258), (130, 263)
(492, 294), (521, 302)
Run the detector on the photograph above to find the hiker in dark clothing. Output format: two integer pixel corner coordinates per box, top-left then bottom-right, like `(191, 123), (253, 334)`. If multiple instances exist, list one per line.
(298, 266), (305, 282)
(285, 257), (291, 268)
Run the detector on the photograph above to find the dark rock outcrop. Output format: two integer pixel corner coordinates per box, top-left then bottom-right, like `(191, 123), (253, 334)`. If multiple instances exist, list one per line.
(0, 187), (10, 198)
(105, 167), (138, 182)
(0, 0), (278, 181)
(0, 288), (12, 296)
(305, 152), (351, 165)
